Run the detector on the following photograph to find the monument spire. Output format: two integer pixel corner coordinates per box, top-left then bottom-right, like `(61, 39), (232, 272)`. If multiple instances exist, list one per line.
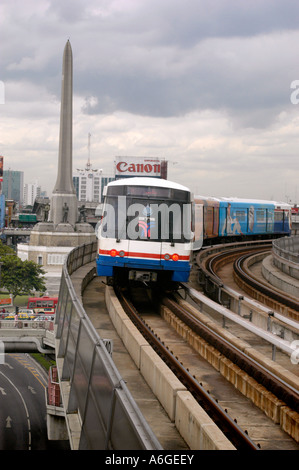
(50, 40), (77, 226)
(17, 40), (95, 296)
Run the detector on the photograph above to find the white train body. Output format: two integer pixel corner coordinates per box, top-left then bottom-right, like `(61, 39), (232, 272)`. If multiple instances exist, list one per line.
(96, 177), (194, 284)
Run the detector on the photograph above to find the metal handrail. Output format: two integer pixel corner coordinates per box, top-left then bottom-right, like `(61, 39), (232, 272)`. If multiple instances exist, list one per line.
(55, 242), (162, 450)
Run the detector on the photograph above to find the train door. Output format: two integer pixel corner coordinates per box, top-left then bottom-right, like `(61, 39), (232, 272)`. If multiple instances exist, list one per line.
(205, 206), (214, 238)
(266, 208), (274, 233)
(126, 201), (160, 267)
(219, 202), (228, 236)
(283, 209), (291, 234)
(274, 208), (284, 233)
(213, 205), (219, 237)
(255, 208), (267, 233)
(194, 203), (203, 250)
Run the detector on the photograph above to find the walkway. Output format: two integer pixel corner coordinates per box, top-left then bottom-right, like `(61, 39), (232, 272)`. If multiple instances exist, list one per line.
(71, 262), (188, 450)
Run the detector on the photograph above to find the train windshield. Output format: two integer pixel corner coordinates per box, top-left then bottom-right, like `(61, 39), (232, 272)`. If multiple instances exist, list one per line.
(101, 185), (192, 242)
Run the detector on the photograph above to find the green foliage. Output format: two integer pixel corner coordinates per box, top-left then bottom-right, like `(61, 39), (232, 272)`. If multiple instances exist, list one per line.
(0, 242), (15, 257)
(31, 353), (56, 372)
(0, 254), (46, 299)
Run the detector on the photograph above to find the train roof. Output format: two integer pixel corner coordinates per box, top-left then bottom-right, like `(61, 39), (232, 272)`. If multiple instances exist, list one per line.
(107, 177), (191, 192)
(194, 195), (291, 209)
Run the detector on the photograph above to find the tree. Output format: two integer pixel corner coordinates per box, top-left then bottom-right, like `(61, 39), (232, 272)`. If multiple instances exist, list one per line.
(0, 242), (15, 257)
(0, 255), (46, 299)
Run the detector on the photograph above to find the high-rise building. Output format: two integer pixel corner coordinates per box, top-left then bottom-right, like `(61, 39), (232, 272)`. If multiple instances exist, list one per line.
(2, 170), (24, 204)
(73, 161), (114, 203)
(23, 182), (41, 206)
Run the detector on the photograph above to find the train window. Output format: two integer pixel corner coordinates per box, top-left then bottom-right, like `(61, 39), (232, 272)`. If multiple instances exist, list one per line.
(126, 186), (190, 202)
(256, 210), (265, 222)
(266, 210), (274, 231)
(126, 186), (171, 198)
(235, 210), (246, 222)
(101, 194), (192, 242)
(274, 211), (283, 222)
(100, 196), (120, 238)
(126, 199), (192, 242)
(107, 186), (126, 196)
(284, 210), (290, 226)
(107, 184), (190, 202)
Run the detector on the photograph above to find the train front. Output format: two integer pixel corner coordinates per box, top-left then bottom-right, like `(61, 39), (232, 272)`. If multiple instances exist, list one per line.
(96, 177), (193, 286)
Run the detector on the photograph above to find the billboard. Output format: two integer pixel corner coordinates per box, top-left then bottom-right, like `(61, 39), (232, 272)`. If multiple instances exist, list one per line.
(0, 194), (5, 230)
(115, 156), (167, 180)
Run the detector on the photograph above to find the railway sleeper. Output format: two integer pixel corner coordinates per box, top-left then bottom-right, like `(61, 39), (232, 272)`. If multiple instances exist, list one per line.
(160, 300), (299, 443)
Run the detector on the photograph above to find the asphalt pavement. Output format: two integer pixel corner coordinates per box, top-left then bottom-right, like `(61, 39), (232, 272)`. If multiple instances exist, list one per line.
(0, 353), (70, 450)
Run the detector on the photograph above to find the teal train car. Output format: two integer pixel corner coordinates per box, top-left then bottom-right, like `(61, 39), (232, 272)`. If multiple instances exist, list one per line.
(194, 196), (291, 247)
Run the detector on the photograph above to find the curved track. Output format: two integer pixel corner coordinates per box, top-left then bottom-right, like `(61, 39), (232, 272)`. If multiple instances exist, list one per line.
(234, 252), (299, 322)
(115, 284), (299, 450)
(116, 286), (259, 450)
(162, 295), (298, 410)
(197, 240), (299, 321)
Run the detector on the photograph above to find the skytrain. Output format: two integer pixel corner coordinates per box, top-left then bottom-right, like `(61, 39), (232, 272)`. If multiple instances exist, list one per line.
(193, 195), (291, 248)
(96, 177), (193, 285)
(96, 178), (291, 285)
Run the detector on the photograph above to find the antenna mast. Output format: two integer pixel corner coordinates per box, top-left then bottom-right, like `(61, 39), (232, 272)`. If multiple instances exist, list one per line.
(87, 133), (91, 170)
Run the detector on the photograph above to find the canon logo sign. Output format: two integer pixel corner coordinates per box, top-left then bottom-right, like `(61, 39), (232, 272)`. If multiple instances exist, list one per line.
(116, 161), (161, 175)
(114, 156), (167, 179)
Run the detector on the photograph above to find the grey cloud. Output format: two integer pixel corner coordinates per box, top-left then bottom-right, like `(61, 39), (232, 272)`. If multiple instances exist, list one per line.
(2, 0), (299, 129)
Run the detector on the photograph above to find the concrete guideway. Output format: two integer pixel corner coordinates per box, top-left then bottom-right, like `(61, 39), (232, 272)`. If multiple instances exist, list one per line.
(79, 262), (236, 450)
(0, 321), (55, 354)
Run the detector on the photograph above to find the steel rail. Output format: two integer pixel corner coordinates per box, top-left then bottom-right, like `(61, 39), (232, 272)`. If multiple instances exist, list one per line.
(198, 241), (299, 335)
(163, 295), (299, 410)
(234, 252), (299, 315)
(207, 244), (272, 283)
(115, 287), (260, 451)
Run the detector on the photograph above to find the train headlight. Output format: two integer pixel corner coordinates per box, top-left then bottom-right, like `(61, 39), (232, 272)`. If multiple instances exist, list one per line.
(164, 254), (170, 260)
(172, 254), (179, 261)
(119, 250), (125, 257)
(110, 249), (117, 257)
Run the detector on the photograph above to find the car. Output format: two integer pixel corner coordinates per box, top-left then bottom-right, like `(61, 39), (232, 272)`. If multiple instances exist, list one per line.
(17, 313), (36, 320)
(4, 315), (15, 320)
(4, 313), (36, 320)
(18, 308), (35, 316)
(34, 315), (55, 321)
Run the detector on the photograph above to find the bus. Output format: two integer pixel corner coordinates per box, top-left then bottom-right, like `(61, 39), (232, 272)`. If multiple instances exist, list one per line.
(27, 296), (58, 315)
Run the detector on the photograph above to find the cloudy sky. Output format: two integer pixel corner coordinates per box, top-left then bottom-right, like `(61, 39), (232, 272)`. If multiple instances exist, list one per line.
(1, 0), (299, 203)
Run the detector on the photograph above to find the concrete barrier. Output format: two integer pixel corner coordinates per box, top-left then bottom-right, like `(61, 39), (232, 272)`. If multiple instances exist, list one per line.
(165, 296), (299, 442)
(175, 391), (235, 450)
(105, 286), (235, 450)
(262, 254), (299, 298)
(280, 407), (299, 442)
(140, 344), (186, 421)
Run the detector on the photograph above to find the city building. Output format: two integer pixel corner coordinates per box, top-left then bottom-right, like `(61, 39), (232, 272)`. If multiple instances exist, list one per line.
(23, 181), (41, 207)
(2, 170), (24, 205)
(73, 161), (114, 203)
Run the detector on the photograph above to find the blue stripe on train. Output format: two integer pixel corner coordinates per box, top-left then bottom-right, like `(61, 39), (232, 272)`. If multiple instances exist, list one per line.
(96, 255), (191, 281)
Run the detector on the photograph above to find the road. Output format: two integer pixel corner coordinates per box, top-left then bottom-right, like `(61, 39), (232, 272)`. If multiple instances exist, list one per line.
(0, 353), (70, 450)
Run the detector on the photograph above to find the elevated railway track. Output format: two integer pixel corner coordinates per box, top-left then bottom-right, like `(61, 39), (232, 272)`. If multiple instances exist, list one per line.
(196, 239), (299, 322)
(52, 240), (299, 449)
(195, 241), (299, 362)
(234, 251), (299, 321)
(114, 281), (299, 450)
(116, 286), (259, 450)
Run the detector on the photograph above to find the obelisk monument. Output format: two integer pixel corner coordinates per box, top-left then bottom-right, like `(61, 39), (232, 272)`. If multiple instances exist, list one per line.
(50, 40), (78, 227)
(17, 41), (95, 295)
